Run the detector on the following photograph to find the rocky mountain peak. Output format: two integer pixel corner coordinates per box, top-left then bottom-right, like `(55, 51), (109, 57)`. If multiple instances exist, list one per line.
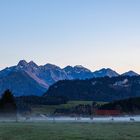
(17, 60), (28, 67)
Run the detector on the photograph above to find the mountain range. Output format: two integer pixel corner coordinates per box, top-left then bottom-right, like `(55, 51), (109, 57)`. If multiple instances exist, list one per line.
(0, 60), (139, 96)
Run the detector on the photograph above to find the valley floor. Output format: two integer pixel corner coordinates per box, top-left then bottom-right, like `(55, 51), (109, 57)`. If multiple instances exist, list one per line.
(0, 122), (140, 140)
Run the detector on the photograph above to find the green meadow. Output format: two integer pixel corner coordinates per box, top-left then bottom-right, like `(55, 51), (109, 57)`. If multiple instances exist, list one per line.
(0, 122), (140, 140)
(31, 101), (94, 115)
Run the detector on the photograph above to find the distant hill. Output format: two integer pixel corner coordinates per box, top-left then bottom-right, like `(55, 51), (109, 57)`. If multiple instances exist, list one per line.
(45, 76), (140, 102)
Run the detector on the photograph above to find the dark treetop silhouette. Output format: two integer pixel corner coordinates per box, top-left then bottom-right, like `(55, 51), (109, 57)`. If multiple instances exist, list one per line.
(0, 90), (17, 116)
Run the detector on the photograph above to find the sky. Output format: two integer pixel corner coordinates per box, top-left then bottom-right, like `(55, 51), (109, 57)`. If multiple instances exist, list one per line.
(0, 0), (140, 74)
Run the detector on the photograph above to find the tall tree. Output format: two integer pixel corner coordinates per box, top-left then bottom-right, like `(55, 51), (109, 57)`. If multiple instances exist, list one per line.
(0, 90), (17, 114)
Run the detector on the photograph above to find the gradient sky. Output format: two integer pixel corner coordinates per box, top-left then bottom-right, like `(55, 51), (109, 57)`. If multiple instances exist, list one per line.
(0, 0), (140, 73)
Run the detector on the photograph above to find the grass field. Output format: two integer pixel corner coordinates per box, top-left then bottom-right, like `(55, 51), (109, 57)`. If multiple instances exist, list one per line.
(0, 122), (140, 140)
(31, 101), (94, 114)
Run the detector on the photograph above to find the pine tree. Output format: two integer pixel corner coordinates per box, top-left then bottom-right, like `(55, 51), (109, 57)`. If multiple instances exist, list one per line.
(0, 90), (17, 115)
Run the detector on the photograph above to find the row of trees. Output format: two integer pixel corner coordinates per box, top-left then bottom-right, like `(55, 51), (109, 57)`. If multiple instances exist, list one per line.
(1, 89), (140, 116)
(54, 104), (92, 116)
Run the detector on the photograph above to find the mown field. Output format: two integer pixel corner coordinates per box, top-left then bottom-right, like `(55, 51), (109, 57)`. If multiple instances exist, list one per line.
(0, 122), (140, 140)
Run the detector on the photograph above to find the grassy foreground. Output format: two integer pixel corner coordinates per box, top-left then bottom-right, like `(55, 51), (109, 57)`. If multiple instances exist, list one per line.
(0, 122), (140, 140)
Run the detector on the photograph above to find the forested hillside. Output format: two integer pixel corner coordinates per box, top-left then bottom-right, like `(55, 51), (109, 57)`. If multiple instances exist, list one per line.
(46, 76), (140, 102)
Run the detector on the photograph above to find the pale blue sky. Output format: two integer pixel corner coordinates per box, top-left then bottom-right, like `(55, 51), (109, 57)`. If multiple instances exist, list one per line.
(0, 0), (140, 73)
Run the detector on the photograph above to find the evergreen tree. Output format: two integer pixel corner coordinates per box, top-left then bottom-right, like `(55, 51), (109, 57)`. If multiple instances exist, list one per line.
(0, 90), (17, 114)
